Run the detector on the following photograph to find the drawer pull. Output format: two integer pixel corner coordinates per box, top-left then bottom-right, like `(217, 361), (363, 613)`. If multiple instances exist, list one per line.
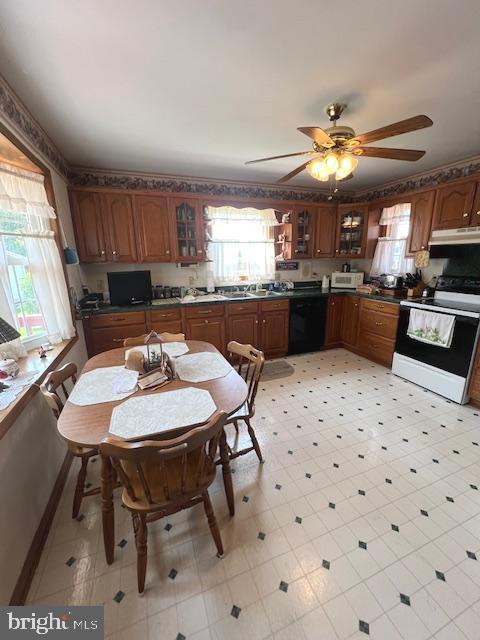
(463, 213), (469, 217)
(112, 338), (124, 342)
(205, 320), (209, 324)
(375, 321), (383, 326)
(198, 310), (212, 314)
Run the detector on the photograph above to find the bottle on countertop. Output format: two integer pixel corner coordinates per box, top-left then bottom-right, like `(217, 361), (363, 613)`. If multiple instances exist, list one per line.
(322, 275), (330, 291)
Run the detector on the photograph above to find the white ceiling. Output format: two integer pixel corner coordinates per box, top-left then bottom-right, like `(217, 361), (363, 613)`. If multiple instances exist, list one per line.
(0, 0), (479, 189)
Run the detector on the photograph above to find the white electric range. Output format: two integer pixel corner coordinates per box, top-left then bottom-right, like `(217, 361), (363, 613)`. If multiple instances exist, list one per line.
(392, 275), (480, 404)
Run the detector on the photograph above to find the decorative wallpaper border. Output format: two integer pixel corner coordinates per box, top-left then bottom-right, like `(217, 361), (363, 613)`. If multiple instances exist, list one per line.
(68, 168), (346, 203)
(357, 158), (480, 202)
(0, 75), (69, 178)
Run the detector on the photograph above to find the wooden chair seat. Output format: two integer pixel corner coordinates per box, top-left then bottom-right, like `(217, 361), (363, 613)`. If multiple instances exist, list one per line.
(100, 411), (227, 594)
(41, 363), (104, 518)
(223, 341), (265, 463)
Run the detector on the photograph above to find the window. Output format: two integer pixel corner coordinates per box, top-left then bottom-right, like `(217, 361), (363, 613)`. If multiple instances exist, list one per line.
(0, 163), (75, 349)
(205, 206), (276, 283)
(370, 203), (414, 276)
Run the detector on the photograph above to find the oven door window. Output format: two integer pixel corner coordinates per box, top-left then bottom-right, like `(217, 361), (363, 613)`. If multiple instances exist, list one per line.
(395, 307), (479, 377)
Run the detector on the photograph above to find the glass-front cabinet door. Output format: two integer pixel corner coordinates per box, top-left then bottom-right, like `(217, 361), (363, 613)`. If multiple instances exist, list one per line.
(335, 205), (368, 258)
(170, 198), (204, 262)
(292, 206), (314, 258)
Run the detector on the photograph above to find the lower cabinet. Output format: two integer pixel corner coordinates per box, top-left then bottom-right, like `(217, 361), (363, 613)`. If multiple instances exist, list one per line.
(148, 308), (183, 335)
(84, 311), (147, 355)
(184, 305), (226, 354)
(325, 295), (345, 346)
(227, 302), (260, 348)
(468, 348), (480, 406)
(342, 295), (360, 348)
(357, 298), (399, 367)
(259, 299), (289, 358)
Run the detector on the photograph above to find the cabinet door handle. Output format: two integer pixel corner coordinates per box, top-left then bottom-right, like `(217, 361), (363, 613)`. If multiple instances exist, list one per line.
(255, 320), (259, 324)
(101, 250), (105, 255)
(166, 250), (170, 254)
(316, 249), (321, 253)
(421, 245), (425, 250)
(463, 213), (469, 217)
(112, 250), (117, 255)
(375, 321), (383, 326)
(205, 320), (209, 324)
(354, 303), (358, 307)
(198, 249), (203, 254)
(112, 338), (124, 342)
(262, 319), (266, 324)
(477, 211), (480, 216)
(335, 249), (339, 253)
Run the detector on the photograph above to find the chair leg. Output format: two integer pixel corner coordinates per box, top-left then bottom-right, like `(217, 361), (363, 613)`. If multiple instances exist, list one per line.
(134, 513), (148, 594)
(203, 491), (224, 558)
(232, 419), (239, 434)
(72, 456), (89, 519)
(244, 417), (264, 463)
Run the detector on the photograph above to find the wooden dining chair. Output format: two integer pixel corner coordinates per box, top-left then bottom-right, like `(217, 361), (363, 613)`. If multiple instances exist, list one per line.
(100, 410), (228, 594)
(225, 341), (265, 462)
(40, 363), (101, 518)
(123, 332), (185, 347)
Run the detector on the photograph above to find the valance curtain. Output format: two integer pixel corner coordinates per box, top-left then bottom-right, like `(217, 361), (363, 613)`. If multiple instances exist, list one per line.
(0, 162), (75, 344)
(370, 202), (414, 276)
(205, 206), (276, 283)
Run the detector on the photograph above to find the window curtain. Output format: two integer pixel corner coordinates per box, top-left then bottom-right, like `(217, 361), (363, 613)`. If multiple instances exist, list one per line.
(370, 203), (414, 276)
(205, 206), (276, 283)
(0, 162), (75, 343)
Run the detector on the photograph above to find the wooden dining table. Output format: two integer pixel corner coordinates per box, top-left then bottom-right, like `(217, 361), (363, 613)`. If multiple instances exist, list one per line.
(57, 340), (248, 564)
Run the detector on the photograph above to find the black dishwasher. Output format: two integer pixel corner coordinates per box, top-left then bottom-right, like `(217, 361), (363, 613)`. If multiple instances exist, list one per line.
(288, 297), (327, 354)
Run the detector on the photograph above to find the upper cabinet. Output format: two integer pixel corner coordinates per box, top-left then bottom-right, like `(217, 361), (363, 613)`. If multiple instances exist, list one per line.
(407, 190), (436, 254)
(313, 205), (336, 258)
(169, 198), (205, 262)
(291, 206), (314, 258)
(70, 190), (107, 262)
(432, 180), (479, 230)
(335, 204), (369, 258)
(134, 195), (171, 262)
(101, 193), (137, 262)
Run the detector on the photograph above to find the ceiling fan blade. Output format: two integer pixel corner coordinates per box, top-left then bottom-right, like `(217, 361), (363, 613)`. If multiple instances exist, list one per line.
(357, 146), (426, 161)
(352, 115), (433, 146)
(297, 127), (335, 147)
(245, 151), (316, 165)
(277, 161), (311, 184)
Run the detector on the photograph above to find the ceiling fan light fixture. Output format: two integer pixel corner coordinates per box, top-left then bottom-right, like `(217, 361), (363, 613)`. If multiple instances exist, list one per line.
(324, 151), (339, 174)
(306, 158), (329, 181)
(336, 153), (359, 179)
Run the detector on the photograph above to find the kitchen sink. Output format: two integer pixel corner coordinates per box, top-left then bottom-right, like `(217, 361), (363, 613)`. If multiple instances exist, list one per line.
(252, 290), (282, 297)
(226, 291), (256, 299)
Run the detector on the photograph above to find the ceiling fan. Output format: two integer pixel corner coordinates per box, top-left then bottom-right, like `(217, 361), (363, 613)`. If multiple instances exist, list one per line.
(246, 103), (433, 184)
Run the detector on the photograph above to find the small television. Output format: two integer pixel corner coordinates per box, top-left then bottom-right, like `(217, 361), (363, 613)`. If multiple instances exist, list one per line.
(107, 270), (152, 306)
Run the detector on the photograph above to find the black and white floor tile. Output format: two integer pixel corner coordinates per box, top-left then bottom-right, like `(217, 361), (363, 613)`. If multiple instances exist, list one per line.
(28, 349), (480, 639)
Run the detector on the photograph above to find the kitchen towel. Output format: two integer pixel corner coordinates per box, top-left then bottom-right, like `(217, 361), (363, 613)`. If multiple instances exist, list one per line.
(407, 308), (455, 348)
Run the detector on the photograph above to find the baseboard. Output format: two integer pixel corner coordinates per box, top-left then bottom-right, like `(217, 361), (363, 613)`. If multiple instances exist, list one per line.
(9, 451), (73, 605)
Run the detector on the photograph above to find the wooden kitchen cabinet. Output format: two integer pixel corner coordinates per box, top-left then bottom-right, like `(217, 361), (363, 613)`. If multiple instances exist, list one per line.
(324, 295), (345, 346)
(357, 298), (399, 367)
(432, 180), (478, 230)
(102, 193), (137, 262)
(184, 304), (226, 353)
(70, 190), (107, 262)
(258, 299), (289, 358)
(83, 311), (147, 356)
(335, 204), (369, 258)
(292, 206), (314, 258)
(148, 308), (182, 334)
(469, 345), (480, 406)
(313, 205), (336, 258)
(134, 195), (172, 262)
(407, 190), (436, 254)
(227, 302), (260, 347)
(342, 295), (360, 348)
(170, 198), (205, 262)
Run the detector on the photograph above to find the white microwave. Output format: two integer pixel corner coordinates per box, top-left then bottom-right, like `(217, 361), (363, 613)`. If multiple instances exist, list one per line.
(331, 272), (364, 289)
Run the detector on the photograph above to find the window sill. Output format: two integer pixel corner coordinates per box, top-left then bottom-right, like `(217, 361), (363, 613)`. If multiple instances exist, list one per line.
(0, 336), (78, 440)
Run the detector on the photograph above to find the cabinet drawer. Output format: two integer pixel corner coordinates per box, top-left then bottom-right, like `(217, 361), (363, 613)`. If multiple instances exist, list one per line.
(184, 304), (225, 319)
(89, 311), (146, 328)
(361, 298), (400, 317)
(360, 311), (398, 339)
(227, 301), (259, 315)
(260, 299), (289, 312)
(89, 323), (147, 355)
(149, 308), (181, 322)
(358, 331), (395, 367)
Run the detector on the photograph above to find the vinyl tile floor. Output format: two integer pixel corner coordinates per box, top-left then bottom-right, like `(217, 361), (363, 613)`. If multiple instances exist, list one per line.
(28, 349), (480, 640)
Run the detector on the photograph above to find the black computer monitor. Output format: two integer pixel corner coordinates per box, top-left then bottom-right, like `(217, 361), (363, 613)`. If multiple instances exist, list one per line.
(107, 270), (152, 306)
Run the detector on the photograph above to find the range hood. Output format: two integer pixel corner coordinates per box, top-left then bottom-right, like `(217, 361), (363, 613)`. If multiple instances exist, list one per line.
(429, 226), (480, 258)
(430, 226), (480, 246)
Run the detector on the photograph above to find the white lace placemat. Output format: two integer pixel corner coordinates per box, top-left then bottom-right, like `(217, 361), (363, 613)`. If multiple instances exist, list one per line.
(68, 366), (138, 406)
(125, 342), (189, 360)
(109, 387), (216, 438)
(0, 370), (39, 412)
(175, 352), (232, 383)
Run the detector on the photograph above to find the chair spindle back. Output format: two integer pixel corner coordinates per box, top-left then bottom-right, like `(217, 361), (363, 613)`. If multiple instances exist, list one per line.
(227, 341), (265, 413)
(40, 362), (78, 419)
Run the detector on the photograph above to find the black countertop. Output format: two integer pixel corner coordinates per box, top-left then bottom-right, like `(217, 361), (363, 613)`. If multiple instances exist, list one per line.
(78, 287), (404, 318)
